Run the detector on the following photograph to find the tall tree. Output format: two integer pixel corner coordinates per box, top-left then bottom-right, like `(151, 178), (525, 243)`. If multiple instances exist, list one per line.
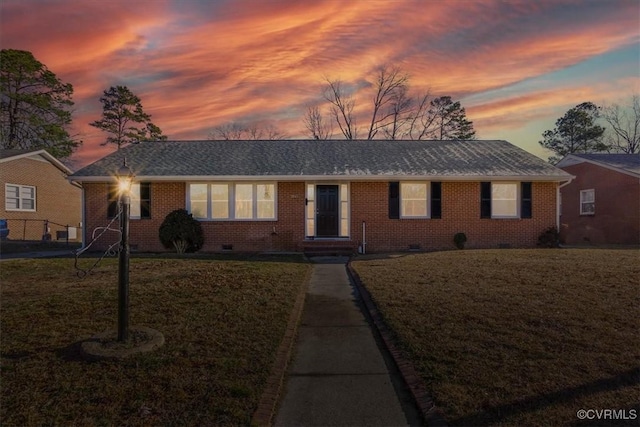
(90, 85), (166, 149)
(427, 96), (476, 140)
(539, 102), (607, 163)
(209, 121), (287, 140)
(0, 49), (80, 158)
(601, 95), (639, 154)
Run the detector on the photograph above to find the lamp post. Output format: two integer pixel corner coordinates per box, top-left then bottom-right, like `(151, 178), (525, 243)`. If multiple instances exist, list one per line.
(116, 159), (134, 342)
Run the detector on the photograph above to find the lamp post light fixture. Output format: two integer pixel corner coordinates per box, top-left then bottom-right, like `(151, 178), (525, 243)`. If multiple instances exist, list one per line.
(116, 159), (134, 342)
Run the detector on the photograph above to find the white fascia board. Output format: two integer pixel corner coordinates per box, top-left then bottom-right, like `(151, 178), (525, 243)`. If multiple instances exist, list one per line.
(558, 156), (640, 178)
(71, 174), (574, 183)
(1, 149), (73, 175)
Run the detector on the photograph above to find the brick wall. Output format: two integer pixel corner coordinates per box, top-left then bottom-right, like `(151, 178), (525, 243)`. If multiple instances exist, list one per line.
(350, 181), (557, 252)
(1, 157), (82, 241)
(83, 180), (558, 253)
(559, 163), (640, 245)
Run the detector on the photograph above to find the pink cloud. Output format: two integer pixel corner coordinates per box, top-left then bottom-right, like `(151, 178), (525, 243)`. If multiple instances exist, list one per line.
(1, 0), (638, 165)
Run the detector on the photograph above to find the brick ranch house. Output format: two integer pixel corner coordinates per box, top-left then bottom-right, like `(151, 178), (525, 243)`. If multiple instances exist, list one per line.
(556, 153), (640, 245)
(69, 140), (572, 254)
(1, 149), (82, 241)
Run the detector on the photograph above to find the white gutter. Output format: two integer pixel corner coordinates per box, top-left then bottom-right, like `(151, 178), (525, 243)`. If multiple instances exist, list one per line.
(557, 177), (575, 231)
(70, 174), (574, 183)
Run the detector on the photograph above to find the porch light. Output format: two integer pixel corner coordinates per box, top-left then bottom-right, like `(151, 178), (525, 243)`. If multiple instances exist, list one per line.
(115, 158), (135, 342)
(117, 159), (134, 195)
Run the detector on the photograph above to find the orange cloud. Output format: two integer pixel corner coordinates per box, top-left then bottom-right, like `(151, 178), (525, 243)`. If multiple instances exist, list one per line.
(1, 0), (638, 166)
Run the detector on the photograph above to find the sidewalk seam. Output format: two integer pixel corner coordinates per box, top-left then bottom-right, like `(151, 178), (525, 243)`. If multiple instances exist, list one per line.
(251, 265), (312, 427)
(347, 262), (449, 427)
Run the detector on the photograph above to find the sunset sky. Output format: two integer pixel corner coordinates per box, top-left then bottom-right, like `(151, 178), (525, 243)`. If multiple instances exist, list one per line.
(1, 0), (638, 167)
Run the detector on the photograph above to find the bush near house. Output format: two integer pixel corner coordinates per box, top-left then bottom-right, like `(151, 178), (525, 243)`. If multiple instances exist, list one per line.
(352, 249), (639, 426)
(158, 209), (204, 254)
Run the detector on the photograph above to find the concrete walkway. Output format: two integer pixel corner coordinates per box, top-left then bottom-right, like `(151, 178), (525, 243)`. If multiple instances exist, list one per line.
(274, 257), (422, 426)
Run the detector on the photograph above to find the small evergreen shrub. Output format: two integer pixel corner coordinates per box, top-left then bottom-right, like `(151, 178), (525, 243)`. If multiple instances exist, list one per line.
(537, 226), (560, 248)
(453, 232), (467, 249)
(159, 209), (204, 254)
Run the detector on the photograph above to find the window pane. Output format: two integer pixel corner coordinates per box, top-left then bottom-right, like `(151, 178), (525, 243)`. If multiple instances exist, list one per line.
(581, 190), (594, 203)
(340, 218), (348, 237)
(493, 200), (517, 217)
(307, 201), (315, 219)
(340, 184), (348, 202)
(492, 183), (518, 217)
(21, 187), (34, 199)
(257, 184), (275, 219)
(6, 198), (19, 210)
(235, 184), (253, 219)
(401, 183), (427, 217)
(306, 219), (315, 236)
(212, 184), (229, 218)
(190, 184), (208, 218)
(191, 201), (208, 219)
(6, 185), (19, 198)
(130, 184), (141, 218)
(307, 184), (315, 200)
(22, 199), (35, 210)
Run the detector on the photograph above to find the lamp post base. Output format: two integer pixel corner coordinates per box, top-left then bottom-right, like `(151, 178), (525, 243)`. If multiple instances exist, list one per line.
(81, 326), (164, 361)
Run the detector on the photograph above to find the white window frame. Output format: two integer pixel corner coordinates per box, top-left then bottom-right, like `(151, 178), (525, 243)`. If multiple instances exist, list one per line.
(187, 182), (277, 221)
(5, 183), (36, 212)
(491, 182), (519, 219)
(580, 189), (595, 215)
(400, 182), (430, 219)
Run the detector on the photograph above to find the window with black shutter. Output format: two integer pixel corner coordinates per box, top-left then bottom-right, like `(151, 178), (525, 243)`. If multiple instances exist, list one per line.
(389, 182), (400, 219)
(431, 182), (442, 219)
(480, 182), (491, 218)
(521, 182), (532, 219)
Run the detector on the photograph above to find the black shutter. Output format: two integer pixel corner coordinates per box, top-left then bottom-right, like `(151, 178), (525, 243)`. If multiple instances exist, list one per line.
(107, 184), (118, 218)
(521, 182), (532, 219)
(389, 182), (400, 219)
(140, 182), (151, 219)
(431, 182), (442, 219)
(480, 182), (491, 218)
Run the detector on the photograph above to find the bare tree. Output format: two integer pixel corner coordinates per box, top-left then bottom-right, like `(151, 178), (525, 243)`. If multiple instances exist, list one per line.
(209, 121), (287, 140)
(323, 78), (357, 139)
(303, 105), (333, 140)
(405, 91), (436, 140)
(315, 65), (475, 141)
(601, 95), (640, 154)
(366, 65), (410, 139)
(381, 84), (414, 140)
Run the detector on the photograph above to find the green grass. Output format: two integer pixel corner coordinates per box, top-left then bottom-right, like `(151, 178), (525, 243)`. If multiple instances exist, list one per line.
(1, 256), (310, 426)
(352, 249), (640, 426)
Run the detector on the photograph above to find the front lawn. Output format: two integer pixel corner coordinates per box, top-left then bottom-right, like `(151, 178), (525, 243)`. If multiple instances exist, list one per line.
(1, 256), (310, 426)
(351, 249), (639, 426)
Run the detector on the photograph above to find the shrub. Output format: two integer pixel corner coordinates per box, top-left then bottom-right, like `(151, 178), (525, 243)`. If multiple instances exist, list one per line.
(453, 232), (467, 249)
(537, 226), (560, 248)
(159, 209), (204, 254)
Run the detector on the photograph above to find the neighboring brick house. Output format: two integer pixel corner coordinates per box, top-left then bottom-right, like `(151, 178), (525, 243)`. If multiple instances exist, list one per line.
(1, 149), (82, 241)
(69, 140), (571, 254)
(556, 153), (640, 245)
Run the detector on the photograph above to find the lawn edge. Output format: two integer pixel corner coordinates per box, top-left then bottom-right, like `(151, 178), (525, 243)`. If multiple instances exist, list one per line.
(347, 261), (449, 427)
(251, 264), (312, 427)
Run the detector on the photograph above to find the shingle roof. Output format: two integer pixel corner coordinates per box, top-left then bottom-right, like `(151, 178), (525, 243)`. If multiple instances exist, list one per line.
(70, 139), (571, 181)
(567, 153), (640, 176)
(0, 149), (40, 160)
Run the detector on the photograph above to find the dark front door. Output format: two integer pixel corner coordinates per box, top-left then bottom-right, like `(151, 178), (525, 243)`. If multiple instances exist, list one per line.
(316, 185), (339, 237)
